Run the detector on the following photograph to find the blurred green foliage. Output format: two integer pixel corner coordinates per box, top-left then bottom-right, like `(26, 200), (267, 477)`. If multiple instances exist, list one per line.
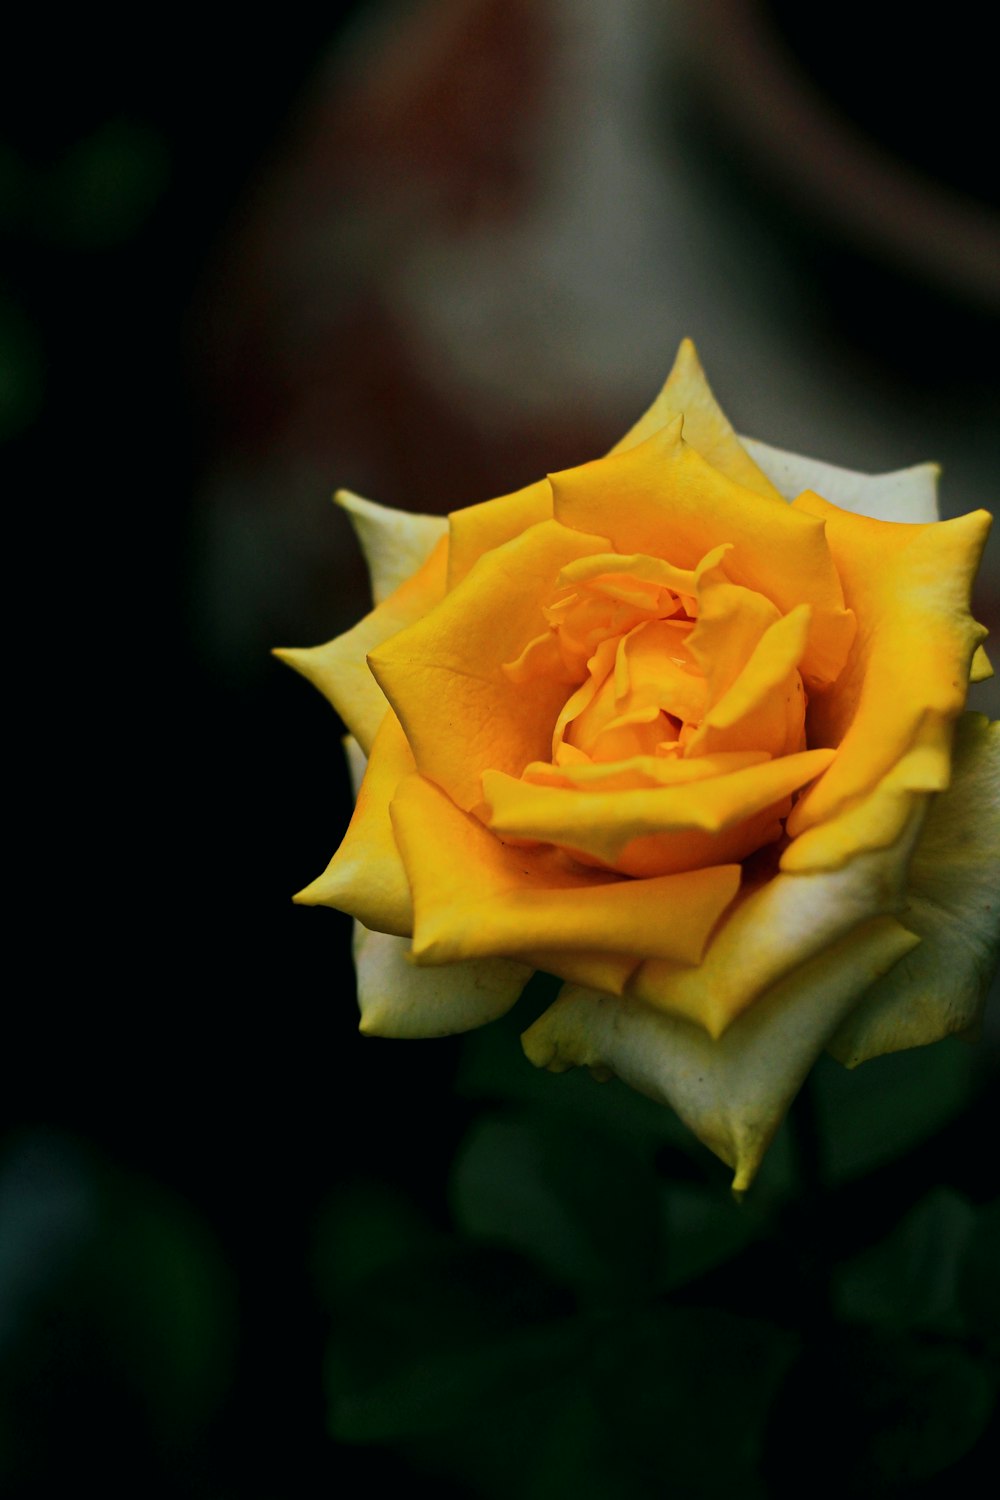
(312, 1006), (999, 1497)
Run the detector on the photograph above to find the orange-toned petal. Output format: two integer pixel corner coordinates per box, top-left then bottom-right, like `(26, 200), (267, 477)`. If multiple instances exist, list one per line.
(630, 794), (923, 1036)
(522, 750), (770, 792)
(551, 420), (854, 687)
(827, 713), (1000, 1065)
(353, 924), (529, 1038)
(447, 478), (553, 589)
(275, 534), (449, 753)
(611, 338), (786, 505)
(522, 915), (919, 1192)
(389, 773), (742, 969)
(483, 748), (834, 875)
(294, 710), (414, 936)
(788, 499), (991, 842)
(369, 520), (608, 810)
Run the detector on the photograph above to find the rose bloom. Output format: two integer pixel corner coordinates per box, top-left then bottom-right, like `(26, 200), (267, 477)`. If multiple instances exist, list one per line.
(279, 342), (999, 1189)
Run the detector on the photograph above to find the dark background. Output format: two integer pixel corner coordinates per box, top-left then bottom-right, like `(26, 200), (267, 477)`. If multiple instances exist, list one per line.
(3, 4), (998, 1496)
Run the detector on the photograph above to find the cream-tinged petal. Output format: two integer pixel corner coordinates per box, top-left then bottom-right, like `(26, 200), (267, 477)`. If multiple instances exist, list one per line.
(552, 420), (854, 688)
(390, 773), (742, 968)
(483, 748), (834, 876)
(630, 804), (925, 1036)
(275, 534), (449, 753)
(970, 644), (993, 682)
(370, 520), (608, 810)
(353, 924), (529, 1039)
(335, 489), (447, 604)
(741, 437), (941, 523)
(612, 338), (786, 505)
(828, 713), (1000, 1066)
(295, 711), (414, 936)
(523, 916), (920, 1192)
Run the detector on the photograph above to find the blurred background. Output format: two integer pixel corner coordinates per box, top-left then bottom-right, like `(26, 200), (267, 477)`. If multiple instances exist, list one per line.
(3, 2), (998, 1495)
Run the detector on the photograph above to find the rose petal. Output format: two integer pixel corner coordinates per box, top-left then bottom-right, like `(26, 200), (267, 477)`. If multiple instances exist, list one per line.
(685, 604), (810, 759)
(369, 520), (609, 810)
(334, 489), (447, 604)
(740, 436), (941, 522)
(482, 748), (835, 876)
(521, 750), (770, 791)
(522, 916), (920, 1192)
(629, 802), (924, 1036)
(828, 713), (1000, 1065)
(389, 772), (742, 968)
(788, 499), (991, 846)
(353, 923), (529, 1039)
(275, 533), (449, 753)
(447, 478), (554, 589)
(551, 418), (855, 687)
(295, 710), (414, 936)
(612, 338), (786, 506)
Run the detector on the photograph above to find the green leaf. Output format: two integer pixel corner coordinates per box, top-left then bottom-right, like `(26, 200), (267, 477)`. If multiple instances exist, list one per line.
(591, 1304), (797, 1498)
(450, 1112), (662, 1302)
(809, 1040), (975, 1182)
(834, 1187), (977, 1334)
(959, 1196), (1000, 1351)
(312, 1179), (443, 1307)
(327, 1242), (581, 1443)
(764, 1328), (996, 1492)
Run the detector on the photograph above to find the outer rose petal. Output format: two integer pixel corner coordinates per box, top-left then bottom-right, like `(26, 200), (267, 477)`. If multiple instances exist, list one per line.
(741, 437), (941, 523)
(337, 732), (530, 1038)
(294, 710), (414, 936)
(522, 917), (920, 1193)
(276, 531), (449, 753)
(353, 924), (529, 1039)
(334, 490), (447, 604)
(828, 713), (1000, 1065)
(611, 339), (786, 505)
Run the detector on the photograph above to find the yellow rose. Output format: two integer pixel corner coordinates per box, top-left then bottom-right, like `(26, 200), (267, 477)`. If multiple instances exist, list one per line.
(279, 341), (998, 1190)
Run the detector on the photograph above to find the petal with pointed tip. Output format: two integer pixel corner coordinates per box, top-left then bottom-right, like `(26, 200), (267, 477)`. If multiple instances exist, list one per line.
(612, 338), (785, 505)
(523, 916), (919, 1192)
(741, 436), (941, 522)
(335, 489), (447, 604)
(295, 711), (414, 937)
(274, 534), (449, 752)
